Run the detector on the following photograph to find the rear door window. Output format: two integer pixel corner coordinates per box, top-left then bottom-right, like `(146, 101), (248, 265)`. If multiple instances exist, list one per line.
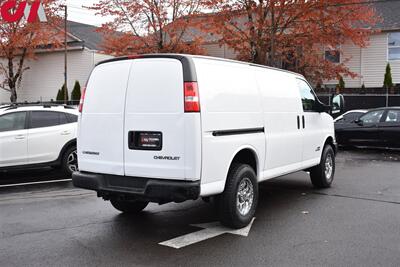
(385, 110), (400, 123)
(65, 113), (78, 123)
(30, 111), (66, 129)
(0, 112), (27, 132)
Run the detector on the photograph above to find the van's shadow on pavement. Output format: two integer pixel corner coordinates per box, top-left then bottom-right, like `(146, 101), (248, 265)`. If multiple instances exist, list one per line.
(78, 174), (321, 254)
(339, 147), (400, 160)
(0, 167), (69, 185)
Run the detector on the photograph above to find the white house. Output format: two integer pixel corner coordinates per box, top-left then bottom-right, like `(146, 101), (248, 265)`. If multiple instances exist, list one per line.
(200, 1), (400, 89)
(0, 21), (112, 103)
(323, 1), (400, 89)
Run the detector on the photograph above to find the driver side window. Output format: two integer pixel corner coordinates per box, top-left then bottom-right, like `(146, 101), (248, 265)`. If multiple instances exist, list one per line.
(359, 110), (384, 124)
(297, 79), (317, 112)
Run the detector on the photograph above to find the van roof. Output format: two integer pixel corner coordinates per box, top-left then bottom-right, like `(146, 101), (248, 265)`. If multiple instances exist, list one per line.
(96, 53), (305, 80)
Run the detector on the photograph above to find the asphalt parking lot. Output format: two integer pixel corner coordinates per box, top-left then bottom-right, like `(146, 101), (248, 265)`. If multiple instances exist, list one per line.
(1, 149), (400, 267)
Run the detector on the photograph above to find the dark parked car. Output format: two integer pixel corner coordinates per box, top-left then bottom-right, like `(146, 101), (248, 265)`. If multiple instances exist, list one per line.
(334, 109), (367, 123)
(335, 107), (400, 148)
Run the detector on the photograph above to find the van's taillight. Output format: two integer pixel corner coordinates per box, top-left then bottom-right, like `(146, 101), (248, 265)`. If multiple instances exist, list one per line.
(184, 82), (200, 112)
(79, 87), (86, 113)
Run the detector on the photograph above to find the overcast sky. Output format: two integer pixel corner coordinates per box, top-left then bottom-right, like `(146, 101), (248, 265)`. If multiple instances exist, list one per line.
(66, 0), (110, 26)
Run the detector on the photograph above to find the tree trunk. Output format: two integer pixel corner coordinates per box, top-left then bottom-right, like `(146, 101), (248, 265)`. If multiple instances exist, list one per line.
(10, 86), (17, 103)
(7, 57), (17, 103)
(269, 2), (276, 67)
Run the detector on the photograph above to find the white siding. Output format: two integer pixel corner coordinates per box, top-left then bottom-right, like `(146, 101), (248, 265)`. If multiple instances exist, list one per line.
(0, 88), (8, 103)
(361, 33), (388, 87)
(203, 43), (237, 60)
(326, 32), (400, 88)
(0, 49), (113, 103)
(342, 42), (362, 88)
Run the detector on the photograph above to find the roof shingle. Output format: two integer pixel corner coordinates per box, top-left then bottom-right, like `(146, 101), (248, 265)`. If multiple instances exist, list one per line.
(66, 21), (103, 50)
(373, 1), (400, 31)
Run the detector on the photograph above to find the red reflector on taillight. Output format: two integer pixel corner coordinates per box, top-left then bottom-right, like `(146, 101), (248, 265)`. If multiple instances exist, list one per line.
(79, 87), (86, 113)
(184, 82), (200, 112)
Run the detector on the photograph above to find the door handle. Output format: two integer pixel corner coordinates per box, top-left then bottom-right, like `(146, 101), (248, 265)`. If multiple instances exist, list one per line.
(61, 131), (71, 135)
(302, 115), (305, 129)
(15, 134), (25, 140)
(297, 116), (300, 129)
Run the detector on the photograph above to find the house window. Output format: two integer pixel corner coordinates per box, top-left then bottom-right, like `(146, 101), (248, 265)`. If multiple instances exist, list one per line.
(388, 32), (400, 60)
(325, 46), (340, 63)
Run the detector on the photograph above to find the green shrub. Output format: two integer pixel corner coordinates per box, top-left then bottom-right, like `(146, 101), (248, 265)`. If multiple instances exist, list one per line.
(71, 81), (81, 101)
(56, 89), (62, 101)
(384, 63), (393, 89)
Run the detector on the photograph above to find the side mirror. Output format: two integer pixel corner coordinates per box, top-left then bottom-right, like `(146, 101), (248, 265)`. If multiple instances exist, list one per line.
(317, 102), (331, 113)
(331, 94), (345, 115)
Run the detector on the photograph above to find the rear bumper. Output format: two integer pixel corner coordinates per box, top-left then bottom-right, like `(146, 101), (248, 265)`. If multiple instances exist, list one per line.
(72, 171), (200, 203)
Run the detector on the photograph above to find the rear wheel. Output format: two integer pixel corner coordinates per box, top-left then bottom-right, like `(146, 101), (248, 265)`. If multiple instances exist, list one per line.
(217, 164), (258, 229)
(62, 146), (78, 177)
(309, 144), (335, 188)
(110, 199), (149, 213)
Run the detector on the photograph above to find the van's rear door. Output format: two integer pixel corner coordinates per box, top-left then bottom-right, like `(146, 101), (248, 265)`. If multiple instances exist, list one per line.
(123, 58), (190, 180)
(78, 61), (132, 175)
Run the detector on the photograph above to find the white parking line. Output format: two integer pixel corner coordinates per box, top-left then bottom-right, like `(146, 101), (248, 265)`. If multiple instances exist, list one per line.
(159, 218), (255, 249)
(0, 179), (72, 188)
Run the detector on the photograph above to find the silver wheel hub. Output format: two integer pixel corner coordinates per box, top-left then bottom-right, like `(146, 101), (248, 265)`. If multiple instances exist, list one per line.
(67, 150), (78, 172)
(236, 178), (254, 216)
(325, 154), (333, 180)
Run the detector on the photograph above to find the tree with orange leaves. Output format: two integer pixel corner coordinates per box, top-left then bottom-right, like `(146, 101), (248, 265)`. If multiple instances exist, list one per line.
(0, 0), (63, 103)
(89, 0), (207, 56)
(203, 0), (378, 84)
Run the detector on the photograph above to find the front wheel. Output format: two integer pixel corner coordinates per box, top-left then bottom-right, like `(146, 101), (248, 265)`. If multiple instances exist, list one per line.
(217, 164), (258, 229)
(309, 144), (335, 188)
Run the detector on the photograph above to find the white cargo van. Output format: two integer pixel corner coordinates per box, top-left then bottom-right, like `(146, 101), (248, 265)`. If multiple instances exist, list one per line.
(73, 54), (344, 229)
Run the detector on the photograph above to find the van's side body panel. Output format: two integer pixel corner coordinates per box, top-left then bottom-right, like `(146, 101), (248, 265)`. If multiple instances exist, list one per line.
(254, 68), (304, 180)
(193, 58), (265, 196)
(78, 61), (132, 175)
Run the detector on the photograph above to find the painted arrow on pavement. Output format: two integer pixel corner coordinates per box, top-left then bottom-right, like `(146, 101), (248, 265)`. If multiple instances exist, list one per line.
(159, 218), (255, 249)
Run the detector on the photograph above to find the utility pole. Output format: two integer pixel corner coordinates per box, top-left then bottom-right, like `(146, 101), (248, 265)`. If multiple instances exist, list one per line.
(62, 5), (68, 104)
(386, 85), (389, 107)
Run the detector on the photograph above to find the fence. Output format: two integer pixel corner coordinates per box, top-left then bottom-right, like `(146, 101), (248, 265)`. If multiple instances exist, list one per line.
(317, 94), (400, 112)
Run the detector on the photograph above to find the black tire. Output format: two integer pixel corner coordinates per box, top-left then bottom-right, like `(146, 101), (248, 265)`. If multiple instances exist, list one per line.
(61, 146), (78, 177)
(110, 199), (149, 213)
(309, 144), (335, 188)
(217, 164), (258, 229)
